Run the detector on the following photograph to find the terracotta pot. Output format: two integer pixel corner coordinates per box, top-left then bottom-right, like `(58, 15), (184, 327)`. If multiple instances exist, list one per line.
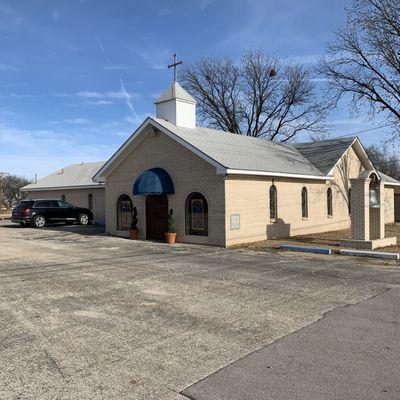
(129, 229), (138, 240)
(165, 232), (177, 244)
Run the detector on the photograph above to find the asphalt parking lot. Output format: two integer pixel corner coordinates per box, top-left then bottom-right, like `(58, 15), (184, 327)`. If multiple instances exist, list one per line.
(0, 221), (399, 399)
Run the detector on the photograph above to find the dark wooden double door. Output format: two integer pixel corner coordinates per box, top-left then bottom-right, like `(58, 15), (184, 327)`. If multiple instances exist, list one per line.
(146, 195), (168, 240)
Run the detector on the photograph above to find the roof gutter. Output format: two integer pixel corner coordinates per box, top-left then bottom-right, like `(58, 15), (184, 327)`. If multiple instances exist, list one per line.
(224, 169), (333, 181)
(21, 184), (105, 192)
(384, 182), (400, 187)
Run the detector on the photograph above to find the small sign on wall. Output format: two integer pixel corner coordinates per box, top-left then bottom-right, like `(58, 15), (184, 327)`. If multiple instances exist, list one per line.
(230, 214), (240, 230)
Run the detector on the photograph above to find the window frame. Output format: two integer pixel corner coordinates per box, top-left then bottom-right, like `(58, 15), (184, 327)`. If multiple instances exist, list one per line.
(269, 184), (278, 221)
(88, 193), (93, 210)
(327, 187), (333, 217)
(117, 194), (132, 231)
(348, 188), (351, 215)
(185, 192), (208, 236)
(301, 187), (308, 219)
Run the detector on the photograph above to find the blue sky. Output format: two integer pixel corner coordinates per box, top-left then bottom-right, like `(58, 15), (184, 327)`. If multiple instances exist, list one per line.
(0, 0), (391, 179)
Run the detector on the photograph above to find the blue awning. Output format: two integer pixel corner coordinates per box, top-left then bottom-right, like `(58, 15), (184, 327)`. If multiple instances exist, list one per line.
(132, 168), (175, 195)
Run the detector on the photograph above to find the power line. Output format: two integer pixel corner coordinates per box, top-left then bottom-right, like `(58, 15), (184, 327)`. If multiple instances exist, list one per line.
(333, 124), (391, 138)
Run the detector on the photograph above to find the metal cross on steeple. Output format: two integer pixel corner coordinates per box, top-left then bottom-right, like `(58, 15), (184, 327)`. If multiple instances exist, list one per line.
(168, 53), (182, 83)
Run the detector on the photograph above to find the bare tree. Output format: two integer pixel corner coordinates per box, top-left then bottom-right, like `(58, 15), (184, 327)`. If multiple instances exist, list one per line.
(181, 51), (327, 141)
(0, 175), (30, 208)
(318, 0), (400, 139)
(366, 144), (400, 179)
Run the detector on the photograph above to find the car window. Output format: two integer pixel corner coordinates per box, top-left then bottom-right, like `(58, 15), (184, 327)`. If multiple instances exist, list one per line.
(58, 201), (74, 208)
(35, 200), (54, 208)
(49, 200), (60, 207)
(15, 201), (34, 209)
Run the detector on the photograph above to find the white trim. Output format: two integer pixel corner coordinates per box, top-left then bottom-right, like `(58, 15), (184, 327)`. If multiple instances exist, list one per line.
(154, 97), (196, 106)
(224, 169), (333, 181)
(327, 137), (375, 176)
(93, 117), (225, 181)
(93, 118), (152, 182)
(21, 184), (104, 192)
(384, 182), (400, 187)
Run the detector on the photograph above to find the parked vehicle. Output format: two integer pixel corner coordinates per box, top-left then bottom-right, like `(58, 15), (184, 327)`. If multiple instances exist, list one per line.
(11, 199), (93, 228)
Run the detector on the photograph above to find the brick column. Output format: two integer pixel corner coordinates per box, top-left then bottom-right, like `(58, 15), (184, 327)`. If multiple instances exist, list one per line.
(369, 180), (385, 240)
(350, 178), (370, 241)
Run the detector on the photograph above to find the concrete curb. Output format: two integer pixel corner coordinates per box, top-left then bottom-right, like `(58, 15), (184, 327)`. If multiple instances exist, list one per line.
(340, 249), (399, 260)
(280, 244), (332, 255)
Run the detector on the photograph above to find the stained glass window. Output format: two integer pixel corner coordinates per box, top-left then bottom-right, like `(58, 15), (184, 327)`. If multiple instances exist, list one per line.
(269, 185), (277, 220)
(301, 187), (308, 219)
(186, 192), (208, 236)
(117, 194), (132, 231)
(327, 188), (333, 217)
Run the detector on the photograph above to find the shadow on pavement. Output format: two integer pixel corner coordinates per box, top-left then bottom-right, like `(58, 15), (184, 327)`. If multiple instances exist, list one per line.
(0, 221), (105, 236)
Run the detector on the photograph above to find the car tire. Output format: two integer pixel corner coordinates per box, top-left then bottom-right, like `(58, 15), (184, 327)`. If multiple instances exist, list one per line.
(32, 215), (46, 229)
(78, 213), (89, 225)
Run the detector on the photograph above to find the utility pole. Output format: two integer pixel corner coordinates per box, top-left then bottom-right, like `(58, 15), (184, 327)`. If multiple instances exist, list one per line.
(0, 172), (9, 209)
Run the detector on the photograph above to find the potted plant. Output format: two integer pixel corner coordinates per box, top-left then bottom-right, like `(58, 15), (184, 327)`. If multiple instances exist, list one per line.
(129, 207), (138, 240)
(165, 209), (176, 244)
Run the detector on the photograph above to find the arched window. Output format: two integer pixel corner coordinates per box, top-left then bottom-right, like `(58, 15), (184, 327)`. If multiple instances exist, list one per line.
(269, 185), (277, 220)
(327, 188), (333, 217)
(185, 192), (208, 236)
(88, 193), (93, 210)
(61, 194), (66, 202)
(117, 194), (132, 231)
(301, 187), (308, 219)
(348, 188), (351, 215)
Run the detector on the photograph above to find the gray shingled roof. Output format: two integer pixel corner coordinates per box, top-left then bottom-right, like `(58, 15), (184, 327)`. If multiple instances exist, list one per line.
(378, 171), (400, 186)
(22, 161), (105, 191)
(154, 82), (196, 104)
(293, 137), (356, 175)
(152, 118), (325, 177)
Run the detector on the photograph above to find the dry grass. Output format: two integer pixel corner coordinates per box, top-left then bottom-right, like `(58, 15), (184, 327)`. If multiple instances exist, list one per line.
(237, 223), (400, 254)
(0, 210), (11, 220)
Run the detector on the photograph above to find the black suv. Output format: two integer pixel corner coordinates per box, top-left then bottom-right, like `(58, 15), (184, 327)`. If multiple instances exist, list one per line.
(12, 199), (93, 228)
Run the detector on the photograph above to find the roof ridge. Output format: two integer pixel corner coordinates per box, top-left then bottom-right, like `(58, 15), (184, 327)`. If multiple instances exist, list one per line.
(294, 136), (357, 146)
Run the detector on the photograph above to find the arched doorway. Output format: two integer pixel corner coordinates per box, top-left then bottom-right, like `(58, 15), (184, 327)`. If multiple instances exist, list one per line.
(146, 195), (168, 240)
(117, 194), (132, 231)
(132, 168), (174, 240)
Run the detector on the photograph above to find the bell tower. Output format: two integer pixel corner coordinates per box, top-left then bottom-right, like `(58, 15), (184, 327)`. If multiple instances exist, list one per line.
(154, 54), (197, 129)
(340, 170), (397, 250)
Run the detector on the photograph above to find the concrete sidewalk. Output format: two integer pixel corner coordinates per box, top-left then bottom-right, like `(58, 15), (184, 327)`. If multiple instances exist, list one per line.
(182, 289), (400, 400)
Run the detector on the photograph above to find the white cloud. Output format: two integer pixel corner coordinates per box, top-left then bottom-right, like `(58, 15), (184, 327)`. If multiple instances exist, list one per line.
(63, 118), (90, 124)
(119, 78), (141, 122)
(0, 4), (24, 24)
(198, 0), (215, 10)
(84, 99), (114, 106)
(52, 9), (60, 20)
(128, 45), (171, 70)
(104, 64), (130, 71)
(288, 54), (320, 64)
(0, 123), (113, 178)
(0, 62), (22, 71)
(76, 90), (139, 101)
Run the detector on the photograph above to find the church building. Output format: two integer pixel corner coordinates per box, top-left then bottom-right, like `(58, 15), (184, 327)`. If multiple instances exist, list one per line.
(22, 81), (400, 247)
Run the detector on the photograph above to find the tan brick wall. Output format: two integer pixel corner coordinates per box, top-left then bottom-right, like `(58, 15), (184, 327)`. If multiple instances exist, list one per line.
(102, 133), (396, 247)
(384, 187), (395, 223)
(24, 188), (105, 224)
(105, 128), (226, 246)
(224, 146), (365, 246)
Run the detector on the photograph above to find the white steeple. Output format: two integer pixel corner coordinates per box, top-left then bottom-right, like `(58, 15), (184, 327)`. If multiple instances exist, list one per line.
(155, 81), (197, 129)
